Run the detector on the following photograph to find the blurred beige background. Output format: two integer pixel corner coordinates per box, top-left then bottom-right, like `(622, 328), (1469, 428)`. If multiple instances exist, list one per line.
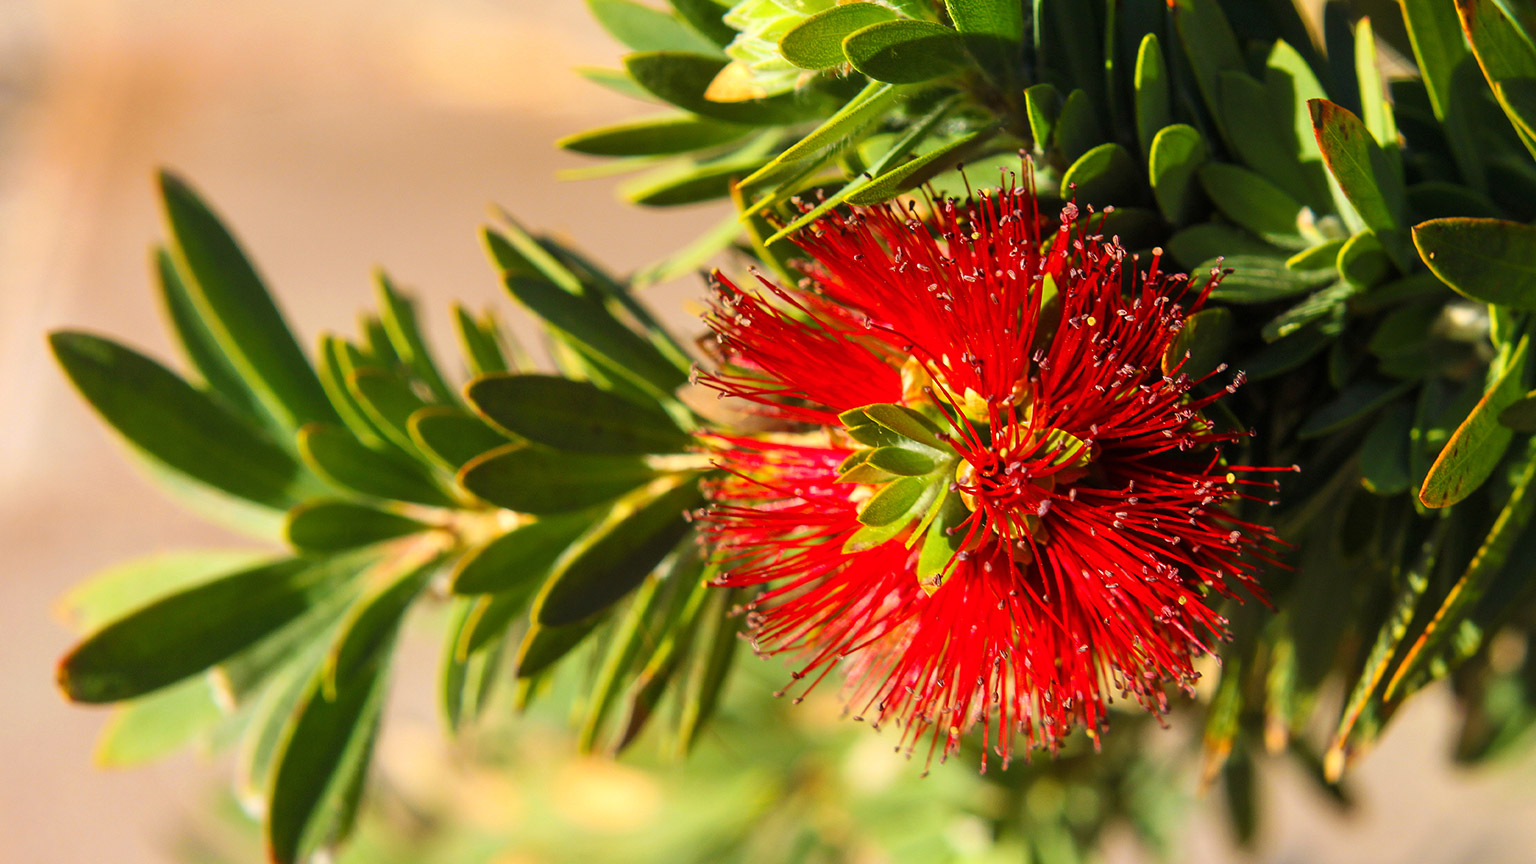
(1, 2), (1533, 862)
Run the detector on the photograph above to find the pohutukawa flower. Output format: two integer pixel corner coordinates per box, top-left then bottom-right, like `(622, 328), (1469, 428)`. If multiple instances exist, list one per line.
(697, 171), (1287, 770)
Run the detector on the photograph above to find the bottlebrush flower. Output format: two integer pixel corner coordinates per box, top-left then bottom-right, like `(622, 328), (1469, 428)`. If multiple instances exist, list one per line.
(697, 174), (1285, 769)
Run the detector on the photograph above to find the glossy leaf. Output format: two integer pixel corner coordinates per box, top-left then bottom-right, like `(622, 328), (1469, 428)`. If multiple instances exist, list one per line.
(1308, 99), (1411, 268)
(503, 275), (688, 399)
(623, 52), (821, 124)
(1206, 256), (1335, 304)
(532, 477), (703, 626)
(1414, 218), (1536, 310)
(58, 553), (371, 703)
(842, 20), (967, 84)
(1199, 163), (1306, 248)
(844, 129), (992, 206)
(779, 3), (898, 69)
(158, 172), (338, 431)
(458, 443), (658, 513)
(1133, 34), (1171, 161)
(1148, 124), (1207, 224)
(374, 273), (456, 405)
(1421, 336), (1531, 507)
(944, 0), (1024, 86)
(450, 511), (597, 596)
(298, 424), (456, 508)
(467, 373), (689, 454)
(588, 0), (724, 55)
(284, 500), (430, 553)
(266, 639), (389, 864)
(1061, 142), (1138, 208)
(51, 332), (318, 510)
(407, 406), (511, 472)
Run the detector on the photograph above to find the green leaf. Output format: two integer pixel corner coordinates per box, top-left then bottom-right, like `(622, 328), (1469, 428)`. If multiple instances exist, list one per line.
(1458, 0), (1536, 157)
(1054, 88), (1103, 164)
(740, 80), (901, 191)
(93, 676), (224, 767)
(1148, 124), (1207, 224)
(622, 153), (771, 206)
(1166, 224), (1283, 269)
(458, 443), (659, 513)
(324, 549), (444, 694)
(623, 52), (823, 124)
(779, 2), (898, 69)
(1360, 401), (1414, 496)
(588, 0), (724, 55)
(450, 511), (597, 595)
(843, 129), (992, 206)
(1337, 230), (1395, 289)
(504, 275), (688, 400)
(407, 406), (511, 472)
(676, 586), (740, 753)
(1298, 377), (1415, 439)
(266, 639), (389, 864)
(316, 336), (394, 453)
(374, 273), (456, 405)
(467, 374), (689, 454)
(155, 246), (271, 432)
(1421, 335), (1531, 507)
(1262, 280), (1360, 341)
(515, 617), (605, 679)
(1265, 41), (1337, 215)
(299, 424), (454, 507)
(866, 446), (938, 476)
(1133, 34), (1171, 162)
(1387, 438), (1536, 701)
(1198, 163), (1306, 248)
(58, 553), (371, 703)
(1414, 218), (1536, 310)
(944, 0), (1024, 86)
(1061, 142), (1138, 208)
(1163, 306), (1233, 379)
(915, 491), (968, 593)
(559, 113), (749, 156)
(855, 403), (946, 448)
(1171, 0), (1245, 146)
(842, 19), (967, 84)
(1499, 392), (1536, 430)
(858, 475), (928, 526)
(348, 367), (431, 457)
(1206, 256), (1336, 304)
(1354, 17), (1400, 159)
(1308, 99), (1411, 268)
(1244, 316), (1340, 381)
(669, 0), (736, 47)
(1216, 71), (1318, 210)
(1024, 83), (1062, 153)
(58, 549), (268, 635)
(1401, 0), (1483, 188)
(452, 305), (512, 377)
(284, 500), (430, 553)
(439, 598), (504, 732)
(579, 569), (672, 751)
(50, 331), (318, 511)
(533, 477), (703, 626)
(158, 172), (338, 431)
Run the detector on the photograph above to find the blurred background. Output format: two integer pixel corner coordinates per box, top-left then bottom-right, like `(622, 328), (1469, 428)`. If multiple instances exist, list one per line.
(1, 1), (1533, 862)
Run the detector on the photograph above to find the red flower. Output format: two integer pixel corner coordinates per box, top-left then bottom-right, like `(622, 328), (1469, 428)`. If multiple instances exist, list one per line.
(698, 174), (1285, 770)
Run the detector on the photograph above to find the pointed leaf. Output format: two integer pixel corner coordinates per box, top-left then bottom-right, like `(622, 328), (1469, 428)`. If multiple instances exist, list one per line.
(779, 3), (899, 69)
(1413, 217), (1536, 310)
(1421, 335), (1531, 507)
(842, 20), (967, 83)
(588, 0), (724, 55)
(285, 500), (431, 553)
(158, 172), (337, 430)
(50, 331), (316, 510)
(458, 443), (658, 513)
(467, 373), (689, 454)
(58, 553), (371, 703)
(450, 511), (597, 595)
(298, 424), (455, 507)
